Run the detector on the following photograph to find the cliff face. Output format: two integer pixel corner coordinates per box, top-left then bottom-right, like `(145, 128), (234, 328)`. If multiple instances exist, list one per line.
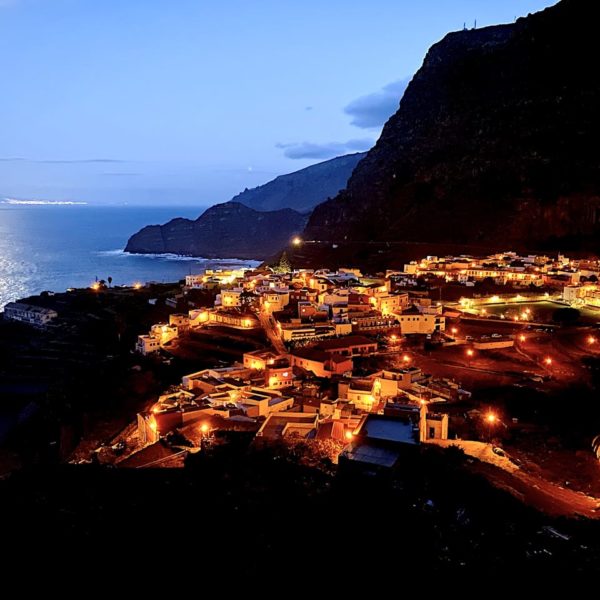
(306, 0), (600, 253)
(125, 152), (365, 260)
(125, 202), (307, 260)
(231, 152), (366, 213)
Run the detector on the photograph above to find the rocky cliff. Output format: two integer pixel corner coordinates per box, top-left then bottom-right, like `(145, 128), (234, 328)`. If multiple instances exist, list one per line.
(305, 0), (600, 254)
(125, 202), (307, 260)
(125, 152), (365, 260)
(231, 152), (366, 212)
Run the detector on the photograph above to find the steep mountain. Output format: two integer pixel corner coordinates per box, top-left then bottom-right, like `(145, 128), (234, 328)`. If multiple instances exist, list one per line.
(125, 152), (365, 259)
(125, 202), (307, 260)
(305, 0), (600, 254)
(231, 152), (366, 212)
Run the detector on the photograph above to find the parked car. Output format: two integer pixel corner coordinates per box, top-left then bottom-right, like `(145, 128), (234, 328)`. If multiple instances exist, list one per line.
(491, 333), (502, 338)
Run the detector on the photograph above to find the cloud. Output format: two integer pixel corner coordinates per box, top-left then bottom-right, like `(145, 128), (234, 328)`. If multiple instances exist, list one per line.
(344, 78), (410, 129)
(101, 172), (141, 177)
(0, 157), (126, 164)
(276, 138), (373, 160)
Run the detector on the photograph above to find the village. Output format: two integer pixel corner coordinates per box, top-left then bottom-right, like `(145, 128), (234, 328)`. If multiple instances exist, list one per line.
(3, 249), (600, 508)
(9, 249), (579, 495)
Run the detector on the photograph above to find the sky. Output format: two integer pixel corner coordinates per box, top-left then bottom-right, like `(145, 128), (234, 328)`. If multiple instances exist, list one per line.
(0, 0), (556, 206)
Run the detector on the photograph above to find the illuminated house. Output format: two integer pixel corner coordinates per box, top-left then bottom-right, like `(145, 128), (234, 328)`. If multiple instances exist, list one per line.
(208, 310), (258, 329)
(256, 412), (319, 439)
(395, 307), (445, 334)
(219, 289), (243, 308)
(317, 335), (377, 357)
(243, 349), (285, 370)
(135, 334), (161, 355)
(280, 323), (336, 343)
(150, 323), (178, 344)
(291, 348), (353, 378)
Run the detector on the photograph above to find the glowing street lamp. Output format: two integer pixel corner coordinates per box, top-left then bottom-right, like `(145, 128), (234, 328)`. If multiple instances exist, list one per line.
(588, 335), (597, 346)
(451, 327), (458, 336)
(466, 348), (474, 366)
(402, 354), (411, 365)
(90, 282), (100, 291)
(390, 334), (398, 343)
(485, 412), (496, 442)
(519, 334), (526, 342)
(292, 236), (302, 246)
(133, 282), (143, 290)
(544, 356), (553, 367)
(345, 430), (354, 441)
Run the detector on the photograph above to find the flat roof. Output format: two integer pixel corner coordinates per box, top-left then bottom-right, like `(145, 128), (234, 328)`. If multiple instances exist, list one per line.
(359, 415), (418, 445)
(318, 335), (376, 350)
(342, 443), (401, 468)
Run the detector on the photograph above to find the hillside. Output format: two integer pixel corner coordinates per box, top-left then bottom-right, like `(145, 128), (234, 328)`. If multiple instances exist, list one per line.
(125, 202), (307, 260)
(231, 152), (366, 213)
(125, 152), (365, 260)
(305, 0), (600, 255)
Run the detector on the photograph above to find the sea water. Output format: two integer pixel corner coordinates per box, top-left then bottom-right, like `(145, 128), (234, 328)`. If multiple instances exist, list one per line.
(0, 204), (260, 308)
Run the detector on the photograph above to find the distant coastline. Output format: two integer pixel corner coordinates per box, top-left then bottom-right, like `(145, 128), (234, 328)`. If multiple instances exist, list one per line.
(2, 198), (88, 205)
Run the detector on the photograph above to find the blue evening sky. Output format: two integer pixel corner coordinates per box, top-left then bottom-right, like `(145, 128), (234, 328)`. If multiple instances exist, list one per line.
(0, 0), (556, 206)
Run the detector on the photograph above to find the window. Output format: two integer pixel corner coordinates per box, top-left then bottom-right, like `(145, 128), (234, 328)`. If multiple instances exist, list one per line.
(429, 427), (435, 439)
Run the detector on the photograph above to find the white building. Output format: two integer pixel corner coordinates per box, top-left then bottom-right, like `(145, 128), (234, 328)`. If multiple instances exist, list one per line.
(3, 302), (58, 327)
(136, 334), (161, 355)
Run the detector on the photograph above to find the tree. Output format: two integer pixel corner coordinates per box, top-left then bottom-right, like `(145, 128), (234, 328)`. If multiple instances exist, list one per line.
(273, 251), (291, 274)
(108, 276), (113, 288)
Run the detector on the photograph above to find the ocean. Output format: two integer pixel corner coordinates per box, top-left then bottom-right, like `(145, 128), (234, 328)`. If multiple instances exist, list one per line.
(0, 205), (260, 309)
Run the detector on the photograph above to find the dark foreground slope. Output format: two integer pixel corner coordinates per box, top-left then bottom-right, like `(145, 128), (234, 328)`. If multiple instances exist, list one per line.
(305, 0), (600, 255)
(125, 202), (307, 260)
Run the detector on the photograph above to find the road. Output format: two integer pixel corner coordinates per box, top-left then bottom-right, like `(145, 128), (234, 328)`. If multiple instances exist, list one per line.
(429, 439), (600, 519)
(259, 310), (287, 355)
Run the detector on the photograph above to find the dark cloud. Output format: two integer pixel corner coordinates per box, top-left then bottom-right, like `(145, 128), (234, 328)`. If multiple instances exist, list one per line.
(276, 138), (373, 160)
(344, 78), (410, 129)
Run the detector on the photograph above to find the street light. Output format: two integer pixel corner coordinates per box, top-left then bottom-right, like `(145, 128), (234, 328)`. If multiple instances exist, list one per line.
(292, 236), (302, 246)
(466, 348), (474, 366)
(485, 412), (496, 442)
(588, 335), (597, 346)
(402, 354), (411, 365)
(519, 334), (526, 342)
(544, 357), (553, 367)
